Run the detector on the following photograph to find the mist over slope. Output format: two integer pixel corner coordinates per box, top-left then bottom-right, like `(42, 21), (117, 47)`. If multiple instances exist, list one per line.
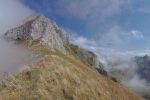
(0, 38), (32, 80)
(101, 53), (150, 98)
(0, 51), (144, 100)
(0, 0), (33, 79)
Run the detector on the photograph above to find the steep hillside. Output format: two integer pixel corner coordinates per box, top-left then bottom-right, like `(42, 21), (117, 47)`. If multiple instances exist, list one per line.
(0, 15), (144, 100)
(0, 51), (144, 100)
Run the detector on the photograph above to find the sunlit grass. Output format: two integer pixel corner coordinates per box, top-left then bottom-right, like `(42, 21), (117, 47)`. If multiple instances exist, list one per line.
(0, 41), (144, 100)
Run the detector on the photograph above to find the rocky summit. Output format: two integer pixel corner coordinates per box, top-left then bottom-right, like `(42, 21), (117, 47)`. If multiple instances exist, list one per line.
(4, 15), (107, 77)
(4, 15), (70, 54)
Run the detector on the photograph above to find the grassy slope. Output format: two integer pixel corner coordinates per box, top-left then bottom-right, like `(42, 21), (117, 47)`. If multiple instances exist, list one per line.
(0, 42), (144, 100)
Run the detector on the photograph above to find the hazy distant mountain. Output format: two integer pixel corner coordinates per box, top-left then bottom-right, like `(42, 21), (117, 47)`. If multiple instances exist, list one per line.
(135, 55), (150, 100)
(135, 55), (150, 82)
(104, 54), (150, 100)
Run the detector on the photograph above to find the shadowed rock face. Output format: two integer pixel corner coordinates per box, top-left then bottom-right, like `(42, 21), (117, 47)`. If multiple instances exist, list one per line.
(4, 15), (70, 54)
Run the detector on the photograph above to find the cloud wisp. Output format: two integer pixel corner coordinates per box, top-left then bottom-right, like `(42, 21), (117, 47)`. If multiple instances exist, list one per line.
(0, 0), (33, 34)
(105, 54), (150, 97)
(69, 28), (150, 97)
(69, 25), (145, 53)
(131, 30), (144, 39)
(54, 0), (130, 20)
(21, 0), (132, 33)
(0, 0), (33, 79)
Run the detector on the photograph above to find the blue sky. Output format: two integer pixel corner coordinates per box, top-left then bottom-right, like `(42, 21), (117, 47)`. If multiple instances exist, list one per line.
(21, 0), (150, 55)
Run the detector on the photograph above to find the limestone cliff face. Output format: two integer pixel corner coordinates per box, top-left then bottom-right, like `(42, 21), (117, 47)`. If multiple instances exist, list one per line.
(4, 15), (70, 54)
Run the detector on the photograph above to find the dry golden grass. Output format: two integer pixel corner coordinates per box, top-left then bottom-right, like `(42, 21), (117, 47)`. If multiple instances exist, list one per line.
(0, 42), (144, 100)
(0, 52), (144, 100)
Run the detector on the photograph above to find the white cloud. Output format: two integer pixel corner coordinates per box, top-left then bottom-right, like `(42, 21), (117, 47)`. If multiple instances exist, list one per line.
(131, 30), (144, 38)
(98, 27), (145, 49)
(0, 0), (33, 79)
(53, 0), (131, 30)
(122, 75), (150, 96)
(99, 50), (150, 97)
(55, 0), (130, 20)
(99, 26), (124, 48)
(70, 32), (97, 50)
(67, 26), (147, 56)
(0, 0), (33, 33)
(66, 28), (113, 55)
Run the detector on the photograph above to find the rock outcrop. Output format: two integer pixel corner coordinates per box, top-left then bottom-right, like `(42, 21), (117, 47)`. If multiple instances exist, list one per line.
(4, 15), (70, 54)
(68, 44), (108, 76)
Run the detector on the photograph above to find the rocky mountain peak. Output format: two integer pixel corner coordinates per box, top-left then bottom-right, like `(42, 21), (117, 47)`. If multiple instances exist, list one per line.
(4, 15), (70, 53)
(3, 15), (108, 79)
